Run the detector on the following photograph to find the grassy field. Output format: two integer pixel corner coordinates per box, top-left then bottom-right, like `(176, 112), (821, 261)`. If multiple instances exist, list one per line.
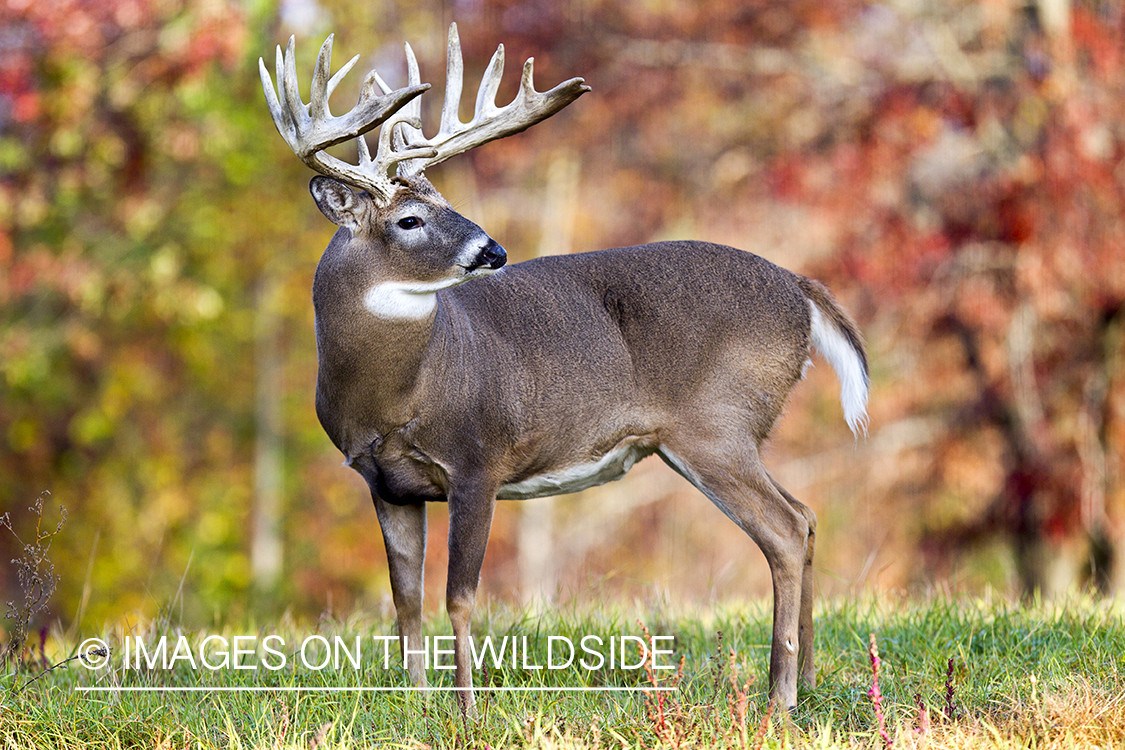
(2, 595), (1124, 748)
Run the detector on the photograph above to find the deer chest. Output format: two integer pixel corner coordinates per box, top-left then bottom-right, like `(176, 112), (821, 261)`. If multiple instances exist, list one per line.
(350, 431), (450, 506)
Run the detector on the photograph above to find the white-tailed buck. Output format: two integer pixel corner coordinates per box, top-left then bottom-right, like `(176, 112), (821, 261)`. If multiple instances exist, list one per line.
(261, 24), (868, 712)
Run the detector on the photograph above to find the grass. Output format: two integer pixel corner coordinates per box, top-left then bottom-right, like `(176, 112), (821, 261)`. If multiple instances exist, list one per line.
(2, 594), (1124, 748)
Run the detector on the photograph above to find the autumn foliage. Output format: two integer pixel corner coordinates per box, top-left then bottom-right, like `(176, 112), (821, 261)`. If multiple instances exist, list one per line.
(1, 0), (1123, 630)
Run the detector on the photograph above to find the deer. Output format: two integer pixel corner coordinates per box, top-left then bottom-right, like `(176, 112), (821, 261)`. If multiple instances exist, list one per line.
(260, 24), (868, 713)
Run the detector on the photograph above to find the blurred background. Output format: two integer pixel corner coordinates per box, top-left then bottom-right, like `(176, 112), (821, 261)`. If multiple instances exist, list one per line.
(2, 0), (1123, 634)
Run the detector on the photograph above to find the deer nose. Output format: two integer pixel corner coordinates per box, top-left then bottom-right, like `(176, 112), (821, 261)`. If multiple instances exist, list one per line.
(472, 239), (507, 271)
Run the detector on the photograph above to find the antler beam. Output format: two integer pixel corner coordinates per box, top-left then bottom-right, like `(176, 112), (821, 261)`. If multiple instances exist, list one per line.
(390, 23), (591, 177)
(259, 35), (431, 198)
(261, 25), (589, 204)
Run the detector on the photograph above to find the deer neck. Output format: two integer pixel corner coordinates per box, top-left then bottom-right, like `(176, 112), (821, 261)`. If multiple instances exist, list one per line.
(312, 262), (442, 452)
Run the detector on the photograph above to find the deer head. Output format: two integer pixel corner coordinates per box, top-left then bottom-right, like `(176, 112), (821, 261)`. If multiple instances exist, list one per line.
(260, 24), (588, 318)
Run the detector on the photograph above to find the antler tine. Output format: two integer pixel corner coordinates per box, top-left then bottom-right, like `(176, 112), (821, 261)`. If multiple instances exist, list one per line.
(309, 35), (358, 122)
(260, 34), (431, 200)
(363, 42), (440, 179)
(440, 24), (466, 137)
(395, 22), (591, 178)
(260, 41), (291, 144)
(473, 43), (506, 123)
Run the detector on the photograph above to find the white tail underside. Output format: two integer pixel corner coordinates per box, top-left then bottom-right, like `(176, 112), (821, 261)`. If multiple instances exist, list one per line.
(808, 301), (869, 437)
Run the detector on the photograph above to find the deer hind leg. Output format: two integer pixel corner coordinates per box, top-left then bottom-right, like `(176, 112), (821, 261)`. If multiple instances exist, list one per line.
(371, 496), (428, 687)
(768, 474), (816, 688)
(659, 442), (810, 709)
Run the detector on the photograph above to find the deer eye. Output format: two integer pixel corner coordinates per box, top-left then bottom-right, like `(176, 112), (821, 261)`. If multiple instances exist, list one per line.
(397, 216), (424, 230)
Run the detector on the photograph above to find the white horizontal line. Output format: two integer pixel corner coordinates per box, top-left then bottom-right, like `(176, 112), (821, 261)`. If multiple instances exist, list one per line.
(76, 685), (677, 693)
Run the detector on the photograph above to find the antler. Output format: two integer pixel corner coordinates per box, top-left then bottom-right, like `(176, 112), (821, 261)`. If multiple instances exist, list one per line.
(261, 25), (590, 204)
(386, 23), (591, 178)
(259, 34), (433, 200)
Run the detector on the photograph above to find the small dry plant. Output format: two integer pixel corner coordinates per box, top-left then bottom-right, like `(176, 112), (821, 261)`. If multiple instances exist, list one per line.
(634, 625), (781, 750)
(869, 632), (964, 746)
(1, 491), (66, 670)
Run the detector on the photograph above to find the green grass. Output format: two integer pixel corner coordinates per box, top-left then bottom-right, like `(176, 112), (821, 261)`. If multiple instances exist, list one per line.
(3, 595), (1124, 748)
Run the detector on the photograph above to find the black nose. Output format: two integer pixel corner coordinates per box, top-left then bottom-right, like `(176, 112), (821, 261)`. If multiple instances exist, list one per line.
(476, 240), (507, 270)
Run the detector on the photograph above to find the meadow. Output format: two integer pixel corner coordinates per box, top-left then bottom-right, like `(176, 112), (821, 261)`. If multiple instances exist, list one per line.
(2, 595), (1123, 749)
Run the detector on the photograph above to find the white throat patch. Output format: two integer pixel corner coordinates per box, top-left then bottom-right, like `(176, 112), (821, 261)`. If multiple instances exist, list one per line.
(361, 240), (502, 320)
(362, 277), (467, 320)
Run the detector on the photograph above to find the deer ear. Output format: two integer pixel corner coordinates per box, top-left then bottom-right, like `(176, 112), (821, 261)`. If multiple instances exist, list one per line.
(309, 177), (369, 230)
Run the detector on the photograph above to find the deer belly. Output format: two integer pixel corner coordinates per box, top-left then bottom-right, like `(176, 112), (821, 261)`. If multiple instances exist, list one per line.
(497, 442), (652, 500)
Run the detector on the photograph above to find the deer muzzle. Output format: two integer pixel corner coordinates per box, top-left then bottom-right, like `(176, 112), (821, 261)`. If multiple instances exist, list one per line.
(466, 239), (507, 272)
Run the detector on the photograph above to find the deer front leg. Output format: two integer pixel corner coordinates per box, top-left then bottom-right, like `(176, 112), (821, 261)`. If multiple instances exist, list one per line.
(371, 496), (428, 686)
(445, 483), (497, 717)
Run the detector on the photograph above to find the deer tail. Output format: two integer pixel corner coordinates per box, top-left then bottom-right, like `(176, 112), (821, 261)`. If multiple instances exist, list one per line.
(798, 277), (869, 437)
